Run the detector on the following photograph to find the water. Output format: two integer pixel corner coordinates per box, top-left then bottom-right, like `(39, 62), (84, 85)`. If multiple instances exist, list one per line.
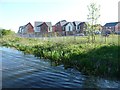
(1, 47), (120, 88)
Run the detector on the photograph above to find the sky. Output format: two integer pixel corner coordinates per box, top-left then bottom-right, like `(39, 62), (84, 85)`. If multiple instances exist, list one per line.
(0, 0), (119, 32)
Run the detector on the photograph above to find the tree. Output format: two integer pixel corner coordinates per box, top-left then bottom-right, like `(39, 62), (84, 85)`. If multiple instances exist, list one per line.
(87, 3), (100, 43)
(0, 29), (15, 37)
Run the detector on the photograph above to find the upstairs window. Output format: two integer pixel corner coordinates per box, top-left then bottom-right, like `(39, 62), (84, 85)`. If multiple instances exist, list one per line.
(77, 26), (79, 29)
(63, 27), (65, 30)
(69, 26), (71, 31)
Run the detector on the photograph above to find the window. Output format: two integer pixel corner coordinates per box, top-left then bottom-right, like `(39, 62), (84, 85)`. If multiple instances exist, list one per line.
(63, 27), (65, 31)
(69, 26), (71, 31)
(49, 27), (50, 31)
(77, 26), (79, 29)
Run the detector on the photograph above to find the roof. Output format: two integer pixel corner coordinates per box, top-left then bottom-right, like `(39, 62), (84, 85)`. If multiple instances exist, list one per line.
(45, 22), (52, 27)
(60, 22), (67, 26)
(72, 21), (81, 26)
(94, 24), (103, 27)
(35, 22), (43, 27)
(78, 22), (86, 26)
(37, 22), (52, 27)
(55, 20), (67, 26)
(63, 22), (73, 26)
(20, 22), (33, 29)
(26, 22), (33, 28)
(104, 22), (119, 27)
(63, 22), (69, 26)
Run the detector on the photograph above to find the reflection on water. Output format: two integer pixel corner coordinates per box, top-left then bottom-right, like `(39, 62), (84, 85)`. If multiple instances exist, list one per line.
(1, 47), (120, 88)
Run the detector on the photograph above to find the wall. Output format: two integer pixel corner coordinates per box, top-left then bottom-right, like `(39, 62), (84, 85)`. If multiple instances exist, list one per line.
(65, 23), (73, 32)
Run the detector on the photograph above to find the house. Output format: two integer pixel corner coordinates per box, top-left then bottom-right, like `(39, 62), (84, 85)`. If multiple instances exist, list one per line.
(55, 20), (68, 36)
(103, 22), (120, 34)
(72, 21), (81, 34)
(77, 22), (87, 34)
(94, 24), (103, 31)
(18, 22), (34, 37)
(34, 21), (43, 37)
(52, 25), (56, 32)
(37, 22), (52, 37)
(62, 22), (73, 36)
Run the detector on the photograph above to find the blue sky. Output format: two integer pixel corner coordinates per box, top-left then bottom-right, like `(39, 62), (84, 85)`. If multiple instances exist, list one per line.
(0, 0), (119, 32)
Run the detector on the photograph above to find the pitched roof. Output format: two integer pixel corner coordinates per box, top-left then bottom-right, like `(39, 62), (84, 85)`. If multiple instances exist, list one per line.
(20, 22), (33, 29)
(104, 22), (119, 27)
(94, 24), (103, 27)
(72, 21), (81, 26)
(35, 22), (43, 27)
(26, 22), (33, 28)
(63, 22), (73, 26)
(63, 22), (69, 26)
(45, 22), (52, 27)
(37, 22), (52, 27)
(60, 21), (67, 26)
(78, 22), (86, 26)
(55, 20), (67, 26)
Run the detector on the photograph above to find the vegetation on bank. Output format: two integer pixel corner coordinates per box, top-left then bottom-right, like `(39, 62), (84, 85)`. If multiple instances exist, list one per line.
(0, 33), (119, 79)
(0, 29), (15, 37)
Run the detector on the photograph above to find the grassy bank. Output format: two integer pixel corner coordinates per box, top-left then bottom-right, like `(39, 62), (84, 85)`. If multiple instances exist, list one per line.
(0, 35), (120, 79)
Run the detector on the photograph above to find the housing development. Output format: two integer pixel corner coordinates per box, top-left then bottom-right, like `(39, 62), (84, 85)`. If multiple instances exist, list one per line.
(18, 20), (120, 37)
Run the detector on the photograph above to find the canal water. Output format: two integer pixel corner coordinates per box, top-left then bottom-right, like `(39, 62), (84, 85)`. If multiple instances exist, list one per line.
(1, 47), (120, 88)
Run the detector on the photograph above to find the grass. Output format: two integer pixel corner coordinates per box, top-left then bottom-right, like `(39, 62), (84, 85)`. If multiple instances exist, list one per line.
(0, 34), (119, 79)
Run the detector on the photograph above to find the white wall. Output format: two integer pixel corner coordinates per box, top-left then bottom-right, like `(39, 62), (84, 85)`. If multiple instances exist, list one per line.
(65, 23), (73, 31)
(48, 27), (52, 32)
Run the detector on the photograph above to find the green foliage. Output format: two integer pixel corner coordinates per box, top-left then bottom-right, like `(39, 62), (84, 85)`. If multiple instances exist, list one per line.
(87, 2), (101, 43)
(0, 29), (15, 37)
(0, 35), (119, 79)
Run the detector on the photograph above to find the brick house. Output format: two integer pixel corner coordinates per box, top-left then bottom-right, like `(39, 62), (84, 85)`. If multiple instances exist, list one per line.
(18, 22), (34, 37)
(55, 20), (68, 36)
(77, 22), (87, 34)
(37, 22), (52, 37)
(103, 22), (120, 34)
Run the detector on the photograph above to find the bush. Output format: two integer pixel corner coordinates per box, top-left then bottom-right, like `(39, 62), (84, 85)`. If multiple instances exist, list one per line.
(0, 29), (15, 36)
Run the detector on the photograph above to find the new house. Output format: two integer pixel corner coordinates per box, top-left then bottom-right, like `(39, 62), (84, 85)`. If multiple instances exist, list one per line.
(37, 22), (52, 37)
(34, 21), (43, 37)
(55, 20), (76, 36)
(72, 21), (81, 34)
(77, 22), (87, 33)
(55, 20), (68, 36)
(18, 22), (34, 37)
(62, 22), (73, 35)
(103, 22), (120, 34)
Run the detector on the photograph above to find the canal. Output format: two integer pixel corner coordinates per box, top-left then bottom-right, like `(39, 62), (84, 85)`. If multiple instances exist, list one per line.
(1, 47), (120, 88)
